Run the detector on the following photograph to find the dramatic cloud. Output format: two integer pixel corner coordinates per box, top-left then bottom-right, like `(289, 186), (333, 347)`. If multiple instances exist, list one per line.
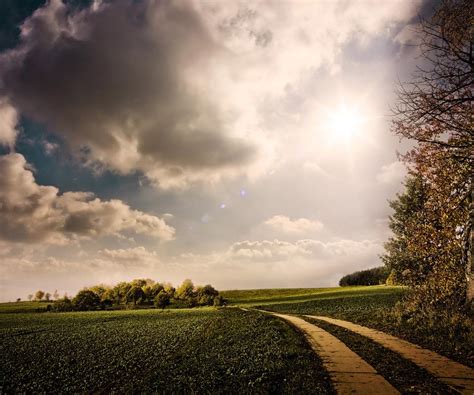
(264, 215), (324, 234)
(376, 161), (407, 185)
(0, 153), (175, 244)
(0, 0), (426, 301)
(0, 0), (420, 188)
(0, 0), (258, 188)
(0, 98), (18, 147)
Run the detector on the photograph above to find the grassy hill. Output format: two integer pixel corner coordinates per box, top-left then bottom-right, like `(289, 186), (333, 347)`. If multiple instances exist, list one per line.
(222, 285), (405, 308)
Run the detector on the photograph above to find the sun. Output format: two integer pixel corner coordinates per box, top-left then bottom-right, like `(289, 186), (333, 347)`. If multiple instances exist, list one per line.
(326, 104), (363, 143)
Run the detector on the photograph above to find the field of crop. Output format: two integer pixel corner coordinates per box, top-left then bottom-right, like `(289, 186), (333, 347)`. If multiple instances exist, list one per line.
(0, 307), (333, 393)
(0, 301), (47, 313)
(3, 285), (470, 392)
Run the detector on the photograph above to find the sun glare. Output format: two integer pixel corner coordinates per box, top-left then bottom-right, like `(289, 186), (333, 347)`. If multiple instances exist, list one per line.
(327, 104), (363, 143)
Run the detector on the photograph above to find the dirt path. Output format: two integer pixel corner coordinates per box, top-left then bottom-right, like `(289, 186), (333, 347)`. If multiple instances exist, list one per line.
(307, 315), (474, 394)
(269, 312), (399, 394)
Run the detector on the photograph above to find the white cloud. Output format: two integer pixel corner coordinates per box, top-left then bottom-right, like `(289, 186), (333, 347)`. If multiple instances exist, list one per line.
(0, 153), (175, 244)
(42, 140), (59, 155)
(0, 98), (18, 147)
(376, 161), (407, 184)
(264, 215), (323, 234)
(227, 238), (381, 262)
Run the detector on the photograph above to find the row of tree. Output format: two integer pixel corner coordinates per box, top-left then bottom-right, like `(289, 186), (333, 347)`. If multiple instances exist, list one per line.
(47, 279), (225, 312)
(383, 0), (472, 313)
(20, 290), (62, 302)
(339, 267), (390, 287)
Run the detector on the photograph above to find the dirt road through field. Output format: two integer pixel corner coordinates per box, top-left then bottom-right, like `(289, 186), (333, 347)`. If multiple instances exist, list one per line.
(307, 315), (474, 394)
(267, 312), (399, 394)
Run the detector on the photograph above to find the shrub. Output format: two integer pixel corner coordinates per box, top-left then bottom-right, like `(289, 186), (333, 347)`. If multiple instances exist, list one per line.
(213, 295), (225, 307)
(51, 297), (74, 312)
(72, 290), (101, 311)
(196, 285), (219, 306)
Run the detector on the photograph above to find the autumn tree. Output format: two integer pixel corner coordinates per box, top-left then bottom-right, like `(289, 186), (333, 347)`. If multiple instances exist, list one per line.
(391, 0), (473, 307)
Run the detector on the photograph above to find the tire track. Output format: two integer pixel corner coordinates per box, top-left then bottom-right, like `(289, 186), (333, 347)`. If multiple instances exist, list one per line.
(306, 315), (474, 394)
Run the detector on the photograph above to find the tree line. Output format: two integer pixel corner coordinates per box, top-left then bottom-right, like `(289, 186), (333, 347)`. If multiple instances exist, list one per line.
(339, 267), (390, 287)
(30, 279), (225, 312)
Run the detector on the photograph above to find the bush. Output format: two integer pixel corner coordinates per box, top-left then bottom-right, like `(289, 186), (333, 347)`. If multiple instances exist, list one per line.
(196, 285), (219, 306)
(72, 290), (101, 311)
(51, 297), (74, 312)
(213, 295), (225, 307)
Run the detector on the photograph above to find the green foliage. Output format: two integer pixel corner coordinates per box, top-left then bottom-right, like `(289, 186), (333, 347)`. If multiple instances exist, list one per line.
(72, 290), (101, 311)
(213, 295), (225, 307)
(383, 171), (468, 310)
(50, 297), (73, 312)
(126, 286), (145, 306)
(153, 290), (170, 309)
(176, 279), (195, 300)
(339, 266), (389, 286)
(43, 279), (222, 311)
(0, 309), (333, 393)
(385, 270), (401, 286)
(196, 284), (219, 306)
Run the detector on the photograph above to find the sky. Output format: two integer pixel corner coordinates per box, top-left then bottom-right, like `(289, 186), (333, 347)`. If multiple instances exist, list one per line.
(0, 0), (435, 301)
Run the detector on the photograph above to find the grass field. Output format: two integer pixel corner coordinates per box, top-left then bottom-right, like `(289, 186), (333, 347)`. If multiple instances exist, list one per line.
(222, 285), (405, 309)
(2, 285), (471, 392)
(0, 307), (333, 393)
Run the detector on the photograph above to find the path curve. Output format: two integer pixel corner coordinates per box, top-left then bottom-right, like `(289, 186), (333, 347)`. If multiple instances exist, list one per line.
(306, 315), (474, 394)
(268, 312), (399, 394)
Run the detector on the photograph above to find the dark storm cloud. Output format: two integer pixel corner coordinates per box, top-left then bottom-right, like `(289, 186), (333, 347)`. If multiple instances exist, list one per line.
(0, 0), (256, 187)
